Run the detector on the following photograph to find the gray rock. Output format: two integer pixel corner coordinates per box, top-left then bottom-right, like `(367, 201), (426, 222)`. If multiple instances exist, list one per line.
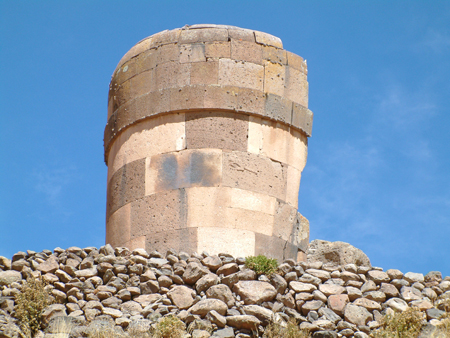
(188, 299), (227, 317)
(211, 327), (234, 338)
(344, 304), (372, 326)
(0, 271), (22, 286)
(183, 262), (209, 284)
(233, 281), (277, 305)
(167, 285), (196, 310)
(226, 315), (261, 330)
(206, 284), (235, 308)
(307, 240), (371, 267)
(404, 272), (424, 283)
(196, 273), (219, 293)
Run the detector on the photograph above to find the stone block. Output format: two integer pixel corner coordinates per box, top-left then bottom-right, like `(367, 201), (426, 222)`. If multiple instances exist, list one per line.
(124, 236), (146, 251)
(150, 29), (181, 48)
(185, 111), (248, 151)
(106, 204), (131, 246)
(231, 40), (263, 64)
(145, 149), (222, 196)
(130, 70), (155, 98)
(286, 166), (301, 207)
(107, 113), (186, 182)
(116, 37), (152, 72)
(190, 61), (219, 85)
(229, 28), (255, 42)
(107, 158), (145, 218)
(254, 233), (297, 262)
(197, 227), (255, 258)
(146, 228), (198, 259)
(110, 79), (131, 113)
(155, 62), (191, 91)
(236, 87), (265, 115)
(293, 213), (309, 253)
(114, 59), (137, 86)
(115, 99), (138, 133)
(218, 59), (264, 91)
(156, 43), (180, 64)
(205, 41), (231, 60)
(292, 103), (313, 137)
(179, 43), (206, 63)
(264, 61), (285, 97)
(285, 66), (308, 107)
(264, 93), (292, 124)
(273, 201), (298, 242)
(222, 151), (287, 200)
(286, 51), (307, 74)
(139, 89), (171, 117)
(254, 31), (283, 48)
(229, 187), (277, 215)
(170, 85), (206, 112)
(130, 189), (188, 238)
(262, 46), (287, 65)
(204, 85), (239, 111)
(135, 49), (158, 73)
(180, 28), (228, 44)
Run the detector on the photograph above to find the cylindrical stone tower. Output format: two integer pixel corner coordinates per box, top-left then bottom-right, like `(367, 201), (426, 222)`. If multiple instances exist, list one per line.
(104, 25), (313, 261)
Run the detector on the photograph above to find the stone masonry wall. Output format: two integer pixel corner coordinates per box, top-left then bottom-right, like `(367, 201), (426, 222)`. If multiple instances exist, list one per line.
(0, 245), (449, 338)
(104, 25), (313, 261)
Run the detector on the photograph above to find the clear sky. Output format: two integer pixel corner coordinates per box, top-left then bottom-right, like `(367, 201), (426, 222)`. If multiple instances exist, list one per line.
(1, 1), (449, 278)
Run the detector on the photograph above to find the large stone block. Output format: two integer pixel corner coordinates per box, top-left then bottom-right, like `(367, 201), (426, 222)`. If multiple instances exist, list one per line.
(130, 189), (188, 238)
(107, 158), (145, 218)
(107, 113), (186, 181)
(222, 151), (287, 200)
(179, 43), (206, 63)
(155, 62), (191, 91)
(264, 61), (285, 97)
(106, 204), (131, 246)
(185, 111), (248, 151)
(190, 61), (219, 85)
(145, 149), (222, 196)
(285, 66), (308, 107)
(197, 227), (255, 258)
(231, 39), (263, 65)
(146, 228), (198, 255)
(218, 59), (264, 91)
(254, 233), (297, 262)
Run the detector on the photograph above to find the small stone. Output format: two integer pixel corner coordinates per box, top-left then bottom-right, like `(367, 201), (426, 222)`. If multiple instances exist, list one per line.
(384, 297), (408, 312)
(167, 285), (196, 310)
(206, 284), (235, 308)
(188, 299), (227, 317)
(344, 304), (372, 326)
(233, 281), (277, 305)
(404, 272), (424, 283)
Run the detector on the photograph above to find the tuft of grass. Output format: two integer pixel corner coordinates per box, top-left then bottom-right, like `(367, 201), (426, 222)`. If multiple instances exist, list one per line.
(87, 319), (123, 338)
(263, 318), (311, 338)
(370, 307), (425, 338)
(126, 320), (152, 338)
(14, 277), (53, 338)
(152, 315), (187, 338)
(48, 316), (74, 338)
(245, 255), (278, 277)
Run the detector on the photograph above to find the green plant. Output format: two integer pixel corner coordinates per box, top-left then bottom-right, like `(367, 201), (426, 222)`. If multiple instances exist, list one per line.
(263, 318), (311, 338)
(152, 315), (186, 338)
(14, 277), (53, 338)
(370, 307), (425, 338)
(245, 255), (278, 276)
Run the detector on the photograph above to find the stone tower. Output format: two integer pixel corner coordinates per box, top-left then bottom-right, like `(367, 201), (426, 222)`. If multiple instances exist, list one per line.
(104, 25), (313, 261)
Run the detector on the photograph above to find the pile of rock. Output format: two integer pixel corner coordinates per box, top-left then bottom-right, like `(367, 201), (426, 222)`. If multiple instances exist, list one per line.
(0, 245), (449, 338)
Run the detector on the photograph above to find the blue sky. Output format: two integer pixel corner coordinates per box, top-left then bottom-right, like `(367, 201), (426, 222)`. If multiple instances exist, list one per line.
(1, 1), (449, 278)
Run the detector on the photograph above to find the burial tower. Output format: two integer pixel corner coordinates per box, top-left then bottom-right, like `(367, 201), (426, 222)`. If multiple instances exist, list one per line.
(104, 25), (313, 261)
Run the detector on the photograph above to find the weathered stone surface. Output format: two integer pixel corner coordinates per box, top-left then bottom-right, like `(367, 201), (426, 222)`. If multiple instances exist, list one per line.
(183, 262), (209, 284)
(307, 240), (371, 267)
(188, 299), (227, 317)
(226, 315), (261, 330)
(344, 304), (372, 326)
(206, 284), (235, 308)
(168, 286), (196, 310)
(196, 273), (220, 293)
(233, 281), (277, 305)
(0, 271), (22, 286)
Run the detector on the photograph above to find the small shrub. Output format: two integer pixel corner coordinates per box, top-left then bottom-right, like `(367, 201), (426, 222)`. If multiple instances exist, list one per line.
(152, 315), (186, 338)
(14, 277), (53, 338)
(264, 318), (311, 338)
(432, 316), (450, 338)
(370, 307), (424, 338)
(87, 319), (122, 338)
(245, 255), (278, 276)
(126, 319), (152, 338)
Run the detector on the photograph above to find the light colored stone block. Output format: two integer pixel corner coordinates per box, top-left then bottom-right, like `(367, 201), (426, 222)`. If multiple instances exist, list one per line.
(156, 43), (180, 64)
(124, 236), (146, 251)
(286, 166), (301, 207)
(150, 29), (182, 48)
(169, 85), (206, 112)
(254, 31), (283, 48)
(204, 85), (239, 111)
(264, 61), (285, 97)
(218, 59), (264, 91)
(180, 28), (228, 44)
(292, 103), (313, 137)
(106, 203), (131, 246)
(130, 70), (155, 98)
(229, 28), (255, 42)
(190, 61), (219, 85)
(231, 40), (263, 64)
(115, 37), (152, 73)
(229, 187), (277, 215)
(205, 41), (231, 59)
(135, 49), (158, 73)
(285, 66), (308, 107)
(197, 227), (255, 258)
(222, 151), (287, 200)
(145, 149), (222, 196)
(262, 46), (287, 65)
(146, 228), (198, 254)
(107, 113), (186, 182)
(179, 43), (206, 63)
